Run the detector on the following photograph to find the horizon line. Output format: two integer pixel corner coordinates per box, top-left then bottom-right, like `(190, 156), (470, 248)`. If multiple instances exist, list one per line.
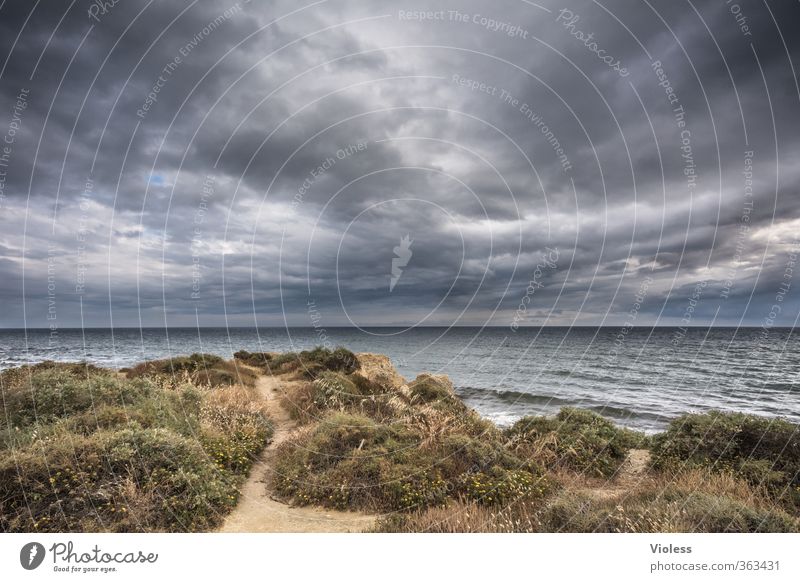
(1, 325), (796, 331)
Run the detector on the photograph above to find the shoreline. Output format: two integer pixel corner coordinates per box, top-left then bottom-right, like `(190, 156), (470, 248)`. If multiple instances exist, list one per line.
(1, 349), (795, 435)
(2, 349), (793, 435)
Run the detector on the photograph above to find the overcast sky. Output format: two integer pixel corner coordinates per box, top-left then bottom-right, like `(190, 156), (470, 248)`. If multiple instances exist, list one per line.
(0, 0), (798, 328)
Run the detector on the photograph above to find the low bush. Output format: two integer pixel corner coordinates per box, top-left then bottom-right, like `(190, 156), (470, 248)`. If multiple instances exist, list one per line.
(0, 362), (272, 532)
(233, 350), (273, 370)
(272, 411), (549, 512)
(312, 371), (361, 409)
(278, 380), (317, 424)
(279, 370), (399, 425)
(1, 368), (156, 429)
(0, 427), (239, 532)
(460, 467), (550, 506)
(269, 347), (360, 378)
(506, 407), (646, 478)
(199, 387), (273, 474)
(0, 361), (111, 385)
(408, 374), (453, 404)
(650, 411), (800, 507)
(124, 353), (257, 388)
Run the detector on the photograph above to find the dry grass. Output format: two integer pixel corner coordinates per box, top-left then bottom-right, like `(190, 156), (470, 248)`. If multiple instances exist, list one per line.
(124, 353), (259, 389)
(506, 408), (647, 478)
(279, 380), (317, 424)
(375, 463), (800, 533)
(199, 386), (274, 474)
(651, 410), (800, 511)
(374, 497), (543, 533)
(279, 373), (406, 426)
(537, 466), (799, 533)
(201, 385), (271, 434)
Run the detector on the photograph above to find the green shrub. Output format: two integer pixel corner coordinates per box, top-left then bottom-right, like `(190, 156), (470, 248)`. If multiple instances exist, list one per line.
(319, 347), (361, 374)
(0, 362), (272, 532)
(273, 411), (549, 512)
(280, 368), (400, 425)
(0, 361), (111, 386)
(124, 353), (257, 388)
(232, 350), (273, 370)
(506, 407), (645, 478)
(408, 374), (453, 404)
(1, 369), (157, 429)
(0, 427), (238, 532)
(310, 370), (393, 413)
(64, 405), (145, 434)
(651, 411), (800, 506)
(273, 412), (434, 510)
(461, 467), (551, 506)
(270, 347), (360, 378)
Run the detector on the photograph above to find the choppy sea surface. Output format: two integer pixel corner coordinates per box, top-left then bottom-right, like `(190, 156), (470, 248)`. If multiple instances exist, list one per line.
(1, 327), (797, 432)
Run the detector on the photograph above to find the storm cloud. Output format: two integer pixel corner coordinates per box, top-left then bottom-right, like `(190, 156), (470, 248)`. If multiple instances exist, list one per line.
(0, 0), (798, 329)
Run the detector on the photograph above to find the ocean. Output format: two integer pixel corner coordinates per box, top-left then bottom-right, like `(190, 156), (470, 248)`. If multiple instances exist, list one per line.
(1, 326), (797, 433)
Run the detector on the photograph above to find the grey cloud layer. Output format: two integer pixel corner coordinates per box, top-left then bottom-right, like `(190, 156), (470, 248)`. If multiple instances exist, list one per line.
(0, 0), (798, 328)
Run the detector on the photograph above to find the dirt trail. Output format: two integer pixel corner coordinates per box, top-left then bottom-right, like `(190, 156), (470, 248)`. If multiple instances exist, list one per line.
(580, 449), (652, 501)
(621, 449), (651, 484)
(218, 374), (375, 533)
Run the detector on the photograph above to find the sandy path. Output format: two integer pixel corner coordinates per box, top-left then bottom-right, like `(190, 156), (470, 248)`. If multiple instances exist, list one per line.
(621, 449), (651, 484)
(579, 448), (652, 501)
(218, 374), (376, 533)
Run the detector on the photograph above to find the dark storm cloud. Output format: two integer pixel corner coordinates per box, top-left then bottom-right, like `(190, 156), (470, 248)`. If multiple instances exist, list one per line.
(0, 0), (798, 328)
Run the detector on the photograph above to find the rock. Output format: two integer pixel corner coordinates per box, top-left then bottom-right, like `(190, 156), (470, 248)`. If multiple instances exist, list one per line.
(354, 353), (407, 392)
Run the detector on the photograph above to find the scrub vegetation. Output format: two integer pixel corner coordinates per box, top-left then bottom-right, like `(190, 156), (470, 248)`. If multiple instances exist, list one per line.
(2, 350), (797, 533)
(0, 359), (272, 532)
